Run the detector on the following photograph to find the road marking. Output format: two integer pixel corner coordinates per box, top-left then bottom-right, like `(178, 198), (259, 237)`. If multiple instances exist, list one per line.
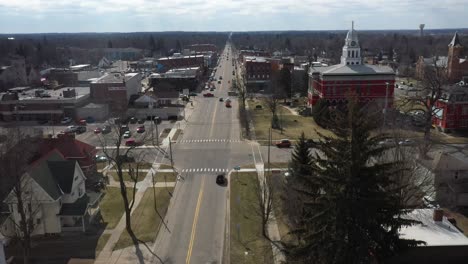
(186, 176), (205, 264)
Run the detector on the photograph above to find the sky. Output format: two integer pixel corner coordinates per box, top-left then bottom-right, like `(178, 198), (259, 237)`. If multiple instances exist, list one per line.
(0, 0), (467, 33)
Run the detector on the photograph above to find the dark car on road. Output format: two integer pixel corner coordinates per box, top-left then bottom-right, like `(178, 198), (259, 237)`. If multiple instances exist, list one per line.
(203, 93), (214, 97)
(76, 126), (86, 134)
(137, 118), (145, 124)
(216, 174), (227, 185)
(276, 139), (291, 148)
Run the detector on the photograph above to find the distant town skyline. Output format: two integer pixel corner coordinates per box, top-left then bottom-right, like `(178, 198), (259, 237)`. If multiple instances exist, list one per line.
(0, 0), (467, 33)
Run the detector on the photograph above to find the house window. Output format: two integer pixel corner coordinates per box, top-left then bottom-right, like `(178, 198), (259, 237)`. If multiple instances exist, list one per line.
(74, 176), (78, 181)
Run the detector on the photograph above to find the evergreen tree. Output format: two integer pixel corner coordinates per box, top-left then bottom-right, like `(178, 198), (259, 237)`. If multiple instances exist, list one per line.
(287, 100), (423, 263)
(289, 132), (314, 188)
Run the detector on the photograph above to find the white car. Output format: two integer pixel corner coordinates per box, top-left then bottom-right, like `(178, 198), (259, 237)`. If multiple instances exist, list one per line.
(61, 117), (72, 124)
(398, 139), (415, 146)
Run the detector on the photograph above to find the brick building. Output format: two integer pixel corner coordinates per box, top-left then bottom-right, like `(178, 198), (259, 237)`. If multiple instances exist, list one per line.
(156, 54), (204, 72)
(90, 72), (141, 114)
(416, 32), (468, 82)
(307, 23), (395, 110)
(243, 56), (272, 92)
(433, 81), (468, 132)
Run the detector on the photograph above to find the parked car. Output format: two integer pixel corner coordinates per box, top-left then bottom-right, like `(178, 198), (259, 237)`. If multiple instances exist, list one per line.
(102, 125), (111, 134)
(78, 119), (87, 126)
(276, 139), (291, 148)
(398, 139), (415, 146)
(203, 93), (214, 97)
(120, 125), (129, 133)
(153, 116), (162, 124)
(217, 80), (221, 84)
(137, 118), (145, 124)
(210, 88), (215, 91)
(129, 117), (137, 124)
(216, 174), (227, 185)
(65, 126), (78, 133)
(94, 127), (102, 134)
(76, 126), (86, 134)
(219, 98), (224, 102)
(125, 139), (140, 146)
(378, 139), (397, 146)
(136, 125), (145, 133)
(95, 154), (107, 162)
(60, 117), (72, 124)
(123, 131), (131, 138)
(86, 116), (95, 123)
(189, 92), (197, 96)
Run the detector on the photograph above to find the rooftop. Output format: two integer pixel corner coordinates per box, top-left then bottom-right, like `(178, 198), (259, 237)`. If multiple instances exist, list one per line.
(244, 56), (269, 63)
(150, 67), (200, 79)
(310, 63), (394, 76)
(93, 72), (140, 83)
(1, 87), (90, 102)
(399, 209), (468, 246)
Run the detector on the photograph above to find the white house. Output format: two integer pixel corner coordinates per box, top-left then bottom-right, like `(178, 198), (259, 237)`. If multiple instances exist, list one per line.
(2, 149), (101, 235)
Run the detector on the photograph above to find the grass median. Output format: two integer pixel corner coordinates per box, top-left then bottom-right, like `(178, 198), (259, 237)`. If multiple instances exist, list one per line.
(100, 187), (135, 229)
(230, 172), (274, 264)
(249, 99), (333, 143)
(107, 171), (146, 182)
(114, 187), (174, 250)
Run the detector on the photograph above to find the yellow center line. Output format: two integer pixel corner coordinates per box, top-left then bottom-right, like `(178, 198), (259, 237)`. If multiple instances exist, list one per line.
(208, 52), (228, 137)
(186, 176), (205, 264)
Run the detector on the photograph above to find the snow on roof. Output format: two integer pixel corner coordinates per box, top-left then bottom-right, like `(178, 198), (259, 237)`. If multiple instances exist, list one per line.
(399, 209), (468, 246)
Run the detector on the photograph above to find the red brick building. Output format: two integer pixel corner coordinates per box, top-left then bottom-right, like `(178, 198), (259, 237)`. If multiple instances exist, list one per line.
(308, 23), (395, 110)
(90, 72), (141, 114)
(433, 82), (468, 132)
(243, 56), (272, 92)
(416, 32), (468, 82)
(156, 54), (204, 72)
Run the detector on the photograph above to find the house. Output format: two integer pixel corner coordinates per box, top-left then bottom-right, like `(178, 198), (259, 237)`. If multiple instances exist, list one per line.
(432, 80), (468, 132)
(392, 208), (468, 263)
(37, 133), (97, 178)
(431, 151), (468, 207)
(2, 149), (101, 235)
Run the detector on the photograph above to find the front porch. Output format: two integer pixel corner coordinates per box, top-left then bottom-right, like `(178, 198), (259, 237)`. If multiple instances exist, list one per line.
(58, 192), (103, 232)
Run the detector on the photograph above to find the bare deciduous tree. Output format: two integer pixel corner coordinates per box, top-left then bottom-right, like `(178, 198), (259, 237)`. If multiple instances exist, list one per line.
(0, 128), (41, 264)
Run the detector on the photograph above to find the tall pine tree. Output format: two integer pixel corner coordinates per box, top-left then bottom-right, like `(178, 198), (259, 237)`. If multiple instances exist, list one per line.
(288, 132), (316, 193)
(287, 100), (422, 264)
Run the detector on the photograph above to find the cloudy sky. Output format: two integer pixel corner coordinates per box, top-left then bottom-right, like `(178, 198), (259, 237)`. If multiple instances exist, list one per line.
(0, 0), (466, 33)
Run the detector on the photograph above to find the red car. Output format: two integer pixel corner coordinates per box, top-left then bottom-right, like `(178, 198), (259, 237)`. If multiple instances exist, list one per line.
(125, 139), (140, 146)
(136, 125), (145, 133)
(203, 93), (214, 97)
(94, 127), (102, 134)
(276, 139), (291, 148)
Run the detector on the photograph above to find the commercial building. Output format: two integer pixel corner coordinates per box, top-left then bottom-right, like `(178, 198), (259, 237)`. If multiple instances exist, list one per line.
(432, 81), (468, 132)
(307, 23), (395, 110)
(0, 86), (90, 122)
(149, 67), (202, 92)
(156, 54), (204, 72)
(243, 56), (272, 92)
(90, 72), (141, 114)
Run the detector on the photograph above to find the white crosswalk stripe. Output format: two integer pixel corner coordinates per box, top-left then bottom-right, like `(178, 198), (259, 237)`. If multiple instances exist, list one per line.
(179, 168), (230, 173)
(177, 139), (242, 144)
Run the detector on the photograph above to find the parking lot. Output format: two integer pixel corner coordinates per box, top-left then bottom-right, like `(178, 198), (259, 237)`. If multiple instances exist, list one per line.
(4, 119), (175, 148)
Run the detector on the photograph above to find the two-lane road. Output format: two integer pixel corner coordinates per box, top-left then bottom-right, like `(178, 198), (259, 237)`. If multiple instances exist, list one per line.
(152, 43), (246, 264)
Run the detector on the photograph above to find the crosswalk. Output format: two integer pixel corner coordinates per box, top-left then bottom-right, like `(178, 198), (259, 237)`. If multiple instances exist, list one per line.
(181, 168), (229, 173)
(178, 139), (242, 143)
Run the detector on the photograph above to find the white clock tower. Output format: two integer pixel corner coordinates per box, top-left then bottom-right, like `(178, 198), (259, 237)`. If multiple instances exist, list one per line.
(341, 21), (362, 65)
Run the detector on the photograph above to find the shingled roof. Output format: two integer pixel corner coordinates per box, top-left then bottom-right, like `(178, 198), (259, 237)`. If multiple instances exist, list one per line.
(48, 160), (77, 194)
(449, 32), (462, 47)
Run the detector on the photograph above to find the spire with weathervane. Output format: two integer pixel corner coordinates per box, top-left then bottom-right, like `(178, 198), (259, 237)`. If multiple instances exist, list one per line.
(341, 21), (362, 65)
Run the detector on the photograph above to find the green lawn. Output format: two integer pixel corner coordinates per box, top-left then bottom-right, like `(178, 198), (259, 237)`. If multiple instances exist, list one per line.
(153, 172), (177, 182)
(114, 187), (174, 250)
(96, 162), (109, 170)
(158, 164), (173, 170)
(100, 187), (135, 229)
(107, 171), (146, 182)
(230, 172), (274, 264)
(95, 234), (111, 255)
(172, 129), (182, 141)
(249, 99), (334, 142)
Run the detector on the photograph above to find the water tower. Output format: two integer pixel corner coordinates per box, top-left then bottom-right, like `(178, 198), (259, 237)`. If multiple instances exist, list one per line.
(419, 24), (425, 37)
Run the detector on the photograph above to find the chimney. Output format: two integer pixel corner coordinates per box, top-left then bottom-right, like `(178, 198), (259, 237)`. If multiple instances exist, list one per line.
(433, 208), (444, 222)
